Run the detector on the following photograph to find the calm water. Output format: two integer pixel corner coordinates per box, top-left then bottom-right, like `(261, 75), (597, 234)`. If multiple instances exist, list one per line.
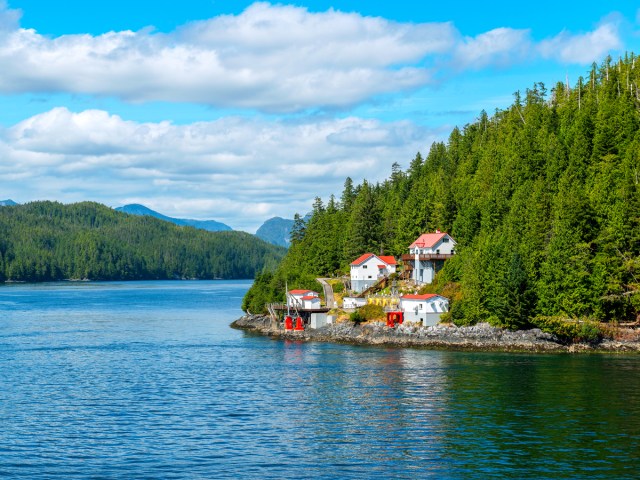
(1, 281), (639, 479)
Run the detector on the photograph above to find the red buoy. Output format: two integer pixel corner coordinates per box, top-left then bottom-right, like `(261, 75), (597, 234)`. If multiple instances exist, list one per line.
(386, 311), (404, 328)
(285, 316), (293, 330)
(386, 312), (395, 328)
(294, 316), (305, 331)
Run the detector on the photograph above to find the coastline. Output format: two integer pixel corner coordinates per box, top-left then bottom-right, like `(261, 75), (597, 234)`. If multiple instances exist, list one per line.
(231, 314), (640, 353)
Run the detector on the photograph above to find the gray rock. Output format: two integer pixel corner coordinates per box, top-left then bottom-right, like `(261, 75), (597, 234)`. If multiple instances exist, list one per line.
(230, 315), (640, 353)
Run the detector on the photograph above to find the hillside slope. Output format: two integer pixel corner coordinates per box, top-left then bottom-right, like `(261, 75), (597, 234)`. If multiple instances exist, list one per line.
(243, 55), (640, 327)
(255, 217), (294, 248)
(0, 201), (285, 282)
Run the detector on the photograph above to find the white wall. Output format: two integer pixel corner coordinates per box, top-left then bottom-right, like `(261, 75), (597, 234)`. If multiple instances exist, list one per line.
(343, 297), (367, 309)
(310, 313), (327, 329)
(350, 255), (396, 293)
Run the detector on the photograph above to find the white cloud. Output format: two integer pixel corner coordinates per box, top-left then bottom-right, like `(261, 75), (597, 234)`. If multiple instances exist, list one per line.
(0, 2), (627, 112)
(0, 0), (19, 32)
(538, 19), (622, 64)
(0, 107), (440, 231)
(454, 28), (532, 69)
(0, 2), (457, 113)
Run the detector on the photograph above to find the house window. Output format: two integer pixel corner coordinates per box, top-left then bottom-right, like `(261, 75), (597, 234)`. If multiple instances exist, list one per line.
(436, 249), (440, 254)
(419, 304), (423, 310)
(362, 265), (367, 269)
(367, 276), (372, 279)
(443, 237), (449, 243)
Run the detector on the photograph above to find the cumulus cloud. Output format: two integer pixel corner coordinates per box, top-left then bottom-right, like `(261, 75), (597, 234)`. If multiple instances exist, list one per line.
(454, 28), (532, 69)
(0, 2), (627, 111)
(0, 2), (457, 112)
(0, 108), (441, 230)
(538, 18), (622, 64)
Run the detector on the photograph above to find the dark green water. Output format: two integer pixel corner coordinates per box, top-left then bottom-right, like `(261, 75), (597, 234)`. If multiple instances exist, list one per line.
(1, 281), (638, 478)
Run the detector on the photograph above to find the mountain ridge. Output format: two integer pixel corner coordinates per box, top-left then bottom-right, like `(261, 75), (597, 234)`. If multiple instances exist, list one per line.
(255, 216), (294, 248)
(116, 203), (232, 232)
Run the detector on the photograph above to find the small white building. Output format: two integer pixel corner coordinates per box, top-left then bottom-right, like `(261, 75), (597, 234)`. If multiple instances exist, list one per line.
(310, 313), (328, 329)
(350, 253), (397, 293)
(404, 231), (456, 285)
(399, 294), (449, 326)
(342, 297), (367, 309)
(287, 290), (320, 310)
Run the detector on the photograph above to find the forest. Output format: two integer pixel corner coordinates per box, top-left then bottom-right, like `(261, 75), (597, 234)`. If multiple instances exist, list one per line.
(243, 54), (640, 329)
(0, 201), (285, 282)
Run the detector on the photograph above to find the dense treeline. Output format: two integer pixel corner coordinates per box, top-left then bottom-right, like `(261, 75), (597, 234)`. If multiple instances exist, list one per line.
(244, 55), (640, 328)
(0, 201), (285, 281)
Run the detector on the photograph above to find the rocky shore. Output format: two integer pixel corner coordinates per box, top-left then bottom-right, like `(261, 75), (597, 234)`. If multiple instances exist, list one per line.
(231, 314), (640, 353)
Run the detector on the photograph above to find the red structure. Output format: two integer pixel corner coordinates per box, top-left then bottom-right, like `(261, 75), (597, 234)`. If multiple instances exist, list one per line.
(294, 316), (305, 331)
(386, 311), (404, 328)
(284, 316), (293, 330)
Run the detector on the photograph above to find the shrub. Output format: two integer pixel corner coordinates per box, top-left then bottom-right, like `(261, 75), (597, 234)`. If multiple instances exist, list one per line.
(350, 310), (365, 325)
(531, 316), (603, 344)
(332, 282), (344, 293)
(359, 303), (385, 321)
(350, 304), (384, 325)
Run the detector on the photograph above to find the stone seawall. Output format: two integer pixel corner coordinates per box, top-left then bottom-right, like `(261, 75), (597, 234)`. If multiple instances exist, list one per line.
(230, 315), (640, 353)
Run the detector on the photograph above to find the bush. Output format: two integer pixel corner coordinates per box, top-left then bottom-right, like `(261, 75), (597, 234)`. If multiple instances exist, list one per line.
(350, 304), (384, 325)
(531, 316), (603, 344)
(350, 310), (365, 325)
(332, 282), (344, 293)
(359, 303), (385, 321)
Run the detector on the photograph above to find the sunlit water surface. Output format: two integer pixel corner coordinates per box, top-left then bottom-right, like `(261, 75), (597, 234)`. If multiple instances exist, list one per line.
(1, 280), (639, 479)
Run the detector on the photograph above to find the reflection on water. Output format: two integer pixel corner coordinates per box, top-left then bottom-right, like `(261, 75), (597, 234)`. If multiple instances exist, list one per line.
(1, 281), (639, 479)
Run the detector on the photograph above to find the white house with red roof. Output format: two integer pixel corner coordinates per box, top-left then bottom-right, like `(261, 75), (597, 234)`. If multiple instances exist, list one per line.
(402, 231), (456, 285)
(349, 253), (397, 293)
(399, 293), (449, 326)
(287, 289), (321, 310)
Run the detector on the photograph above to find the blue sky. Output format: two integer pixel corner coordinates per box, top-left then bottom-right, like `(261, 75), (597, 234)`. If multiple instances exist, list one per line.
(0, 0), (638, 231)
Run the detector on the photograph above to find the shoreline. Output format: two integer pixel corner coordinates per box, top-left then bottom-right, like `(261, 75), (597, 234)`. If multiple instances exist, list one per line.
(231, 314), (640, 354)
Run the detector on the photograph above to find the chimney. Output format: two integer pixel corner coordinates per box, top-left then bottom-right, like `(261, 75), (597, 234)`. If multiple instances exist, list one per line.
(435, 229), (441, 234)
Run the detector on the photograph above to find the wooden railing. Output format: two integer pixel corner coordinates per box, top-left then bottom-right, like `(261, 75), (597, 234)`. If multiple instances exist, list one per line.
(401, 253), (455, 262)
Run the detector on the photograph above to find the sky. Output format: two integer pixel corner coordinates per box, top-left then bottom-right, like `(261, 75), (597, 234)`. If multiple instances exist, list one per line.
(0, 1), (639, 232)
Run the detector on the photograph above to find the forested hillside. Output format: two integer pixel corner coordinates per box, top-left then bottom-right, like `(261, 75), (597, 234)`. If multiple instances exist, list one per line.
(243, 55), (640, 327)
(0, 201), (285, 282)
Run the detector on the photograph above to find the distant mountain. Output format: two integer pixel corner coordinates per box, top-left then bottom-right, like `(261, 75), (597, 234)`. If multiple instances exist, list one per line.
(115, 204), (232, 232)
(256, 217), (294, 248)
(0, 199), (17, 206)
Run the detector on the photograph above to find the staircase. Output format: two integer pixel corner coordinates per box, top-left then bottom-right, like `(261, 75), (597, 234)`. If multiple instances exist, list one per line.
(355, 276), (389, 298)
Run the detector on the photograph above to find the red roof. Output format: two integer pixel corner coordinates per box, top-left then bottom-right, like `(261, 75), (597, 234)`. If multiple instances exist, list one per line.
(379, 255), (397, 265)
(301, 295), (320, 301)
(350, 253), (374, 265)
(350, 253), (396, 266)
(289, 289), (312, 295)
(401, 294), (441, 301)
(409, 232), (449, 249)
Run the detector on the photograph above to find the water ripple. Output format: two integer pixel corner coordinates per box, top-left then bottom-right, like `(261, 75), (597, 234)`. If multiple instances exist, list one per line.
(1, 281), (640, 479)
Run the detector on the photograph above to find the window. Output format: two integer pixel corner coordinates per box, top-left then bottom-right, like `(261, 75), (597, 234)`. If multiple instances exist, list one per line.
(443, 237), (449, 243)
(367, 275), (372, 279)
(419, 304), (423, 310)
(362, 265), (367, 269)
